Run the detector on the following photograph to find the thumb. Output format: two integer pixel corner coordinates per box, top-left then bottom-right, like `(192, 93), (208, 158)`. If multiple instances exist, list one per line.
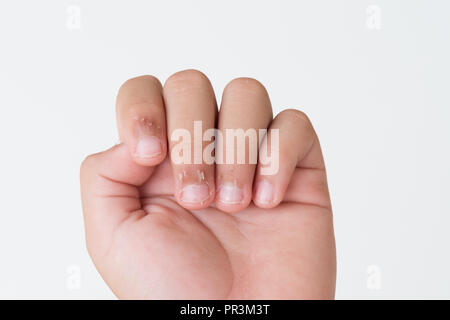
(80, 143), (154, 259)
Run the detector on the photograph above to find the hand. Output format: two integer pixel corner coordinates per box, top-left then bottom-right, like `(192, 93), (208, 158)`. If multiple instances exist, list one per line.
(80, 70), (336, 299)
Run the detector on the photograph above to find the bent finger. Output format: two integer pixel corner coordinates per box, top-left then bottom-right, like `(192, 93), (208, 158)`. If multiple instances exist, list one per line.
(116, 75), (167, 166)
(163, 70), (217, 210)
(253, 109), (330, 209)
(215, 78), (273, 213)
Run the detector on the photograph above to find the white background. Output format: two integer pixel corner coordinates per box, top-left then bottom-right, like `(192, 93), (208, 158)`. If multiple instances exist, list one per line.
(0, 0), (449, 299)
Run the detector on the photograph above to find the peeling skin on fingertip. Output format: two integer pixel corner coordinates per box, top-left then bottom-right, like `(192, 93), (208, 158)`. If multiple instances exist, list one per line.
(132, 116), (155, 135)
(175, 168), (213, 206)
(197, 170), (205, 181)
(179, 181), (211, 205)
(140, 119), (153, 131)
(141, 118), (153, 127)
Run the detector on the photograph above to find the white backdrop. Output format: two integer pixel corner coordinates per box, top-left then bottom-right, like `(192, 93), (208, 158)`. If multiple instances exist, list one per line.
(0, 0), (449, 299)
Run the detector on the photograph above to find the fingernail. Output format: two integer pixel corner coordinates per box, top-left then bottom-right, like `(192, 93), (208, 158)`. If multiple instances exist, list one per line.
(181, 183), (210, 204)
(135, 136), (162, 159)
(256, 180), (274, 204)
(217, 183), (244, 205)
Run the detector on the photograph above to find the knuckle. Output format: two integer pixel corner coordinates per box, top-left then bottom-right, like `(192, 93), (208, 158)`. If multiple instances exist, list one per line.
(80, 153), (98, 177)
(80, 154), (93, 171)
(276, 147), (294, 163)
(117, 75), (162, 108)
(125, 102), (162, 120)
(120, 75), (161, 91)
(224, 77), (267, 96)
(164, 69), (210, 91)
(117, 76), (163, 119)
(279, 109), (313, 127)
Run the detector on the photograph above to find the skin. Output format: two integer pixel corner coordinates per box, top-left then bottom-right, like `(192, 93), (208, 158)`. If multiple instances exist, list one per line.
(80, 70), (336, 299)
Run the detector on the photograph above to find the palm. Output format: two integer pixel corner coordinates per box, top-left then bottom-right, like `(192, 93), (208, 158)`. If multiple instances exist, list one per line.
(95, 159), (335, 299)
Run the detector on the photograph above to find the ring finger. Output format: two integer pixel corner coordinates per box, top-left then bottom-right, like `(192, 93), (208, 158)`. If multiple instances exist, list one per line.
(215, 78), (273, 213)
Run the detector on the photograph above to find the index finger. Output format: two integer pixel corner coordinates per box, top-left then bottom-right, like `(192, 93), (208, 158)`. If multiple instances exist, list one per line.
(116, 75), (167, 166)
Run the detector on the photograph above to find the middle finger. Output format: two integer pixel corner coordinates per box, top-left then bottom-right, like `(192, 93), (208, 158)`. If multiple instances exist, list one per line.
(163, 70), (218, 210)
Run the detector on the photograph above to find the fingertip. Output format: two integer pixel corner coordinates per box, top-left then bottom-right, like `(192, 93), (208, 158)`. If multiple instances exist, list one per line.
(252, 179), (283, 209)
(116, 75), (167, 167)
(171, 166), (216, 210)
(214, 183), (252, 213)
(130, 135), (167, 166)
(176, 182), (215, 210)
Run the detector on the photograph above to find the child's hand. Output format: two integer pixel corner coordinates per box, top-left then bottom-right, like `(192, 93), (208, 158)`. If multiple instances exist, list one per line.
(80, 70), (336, 299)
